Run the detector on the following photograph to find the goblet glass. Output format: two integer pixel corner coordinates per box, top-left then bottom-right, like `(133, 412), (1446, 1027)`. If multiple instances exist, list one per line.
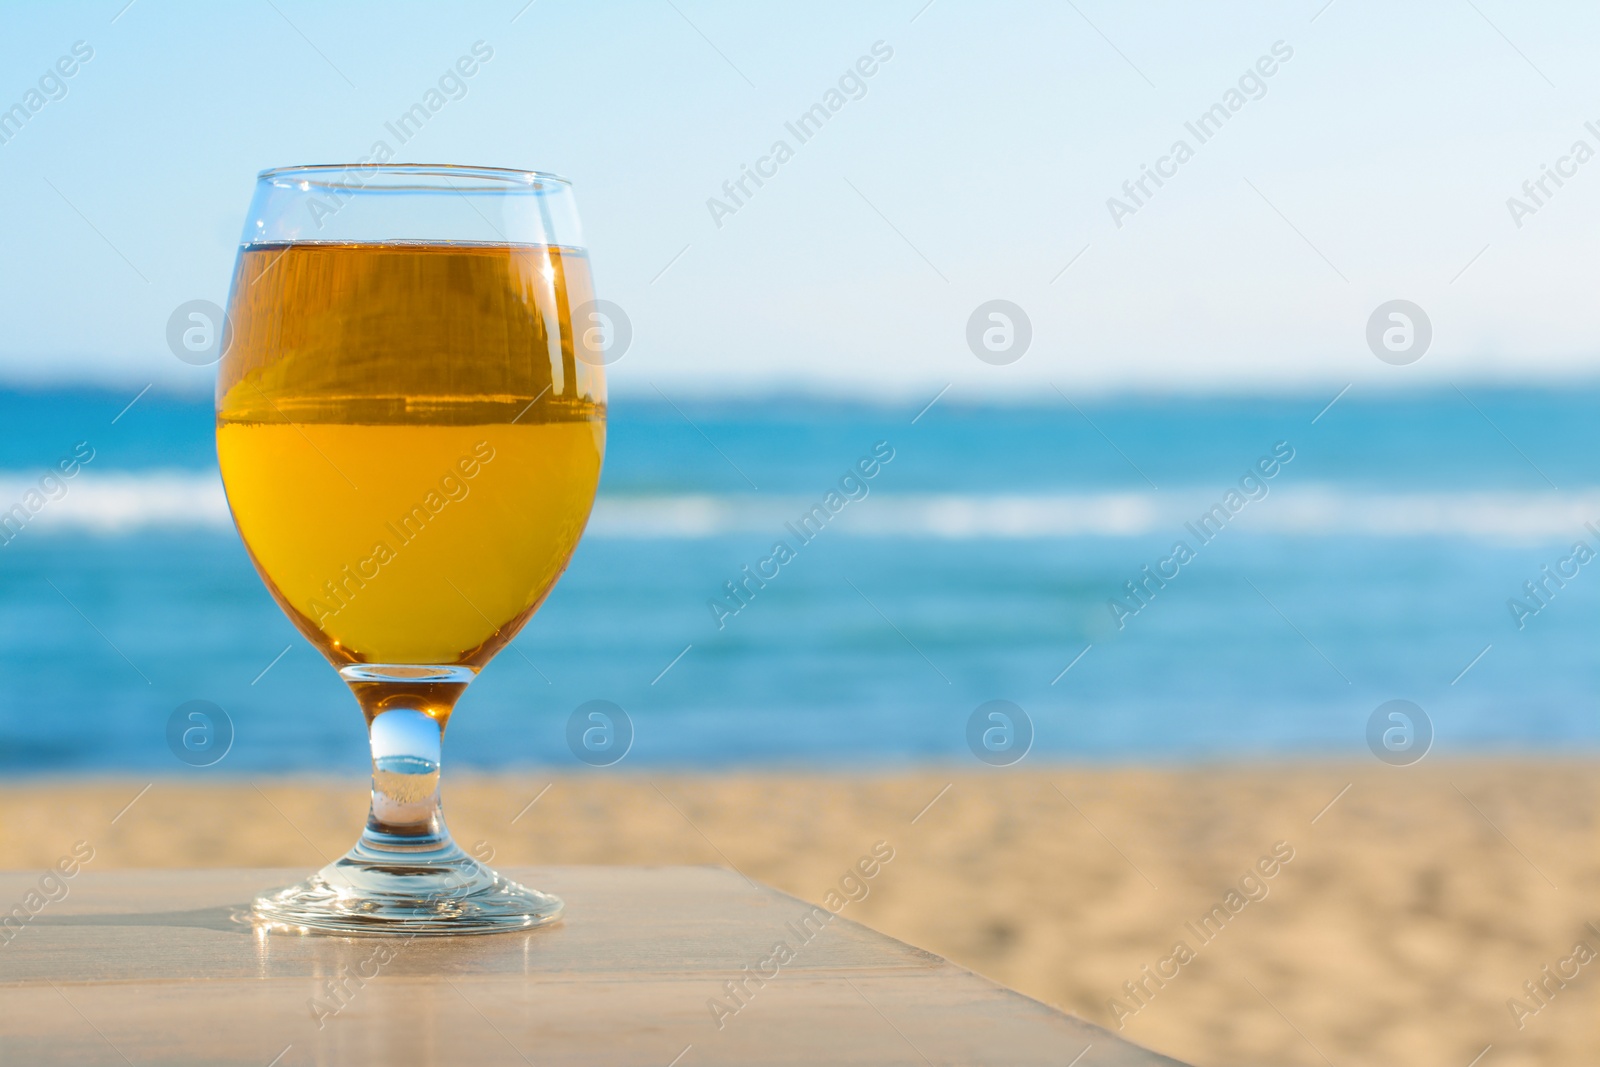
(216, 164), (605, 934)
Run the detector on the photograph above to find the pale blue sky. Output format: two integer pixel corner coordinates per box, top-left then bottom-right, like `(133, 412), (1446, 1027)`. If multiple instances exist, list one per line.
(2, 0), (1599, 397)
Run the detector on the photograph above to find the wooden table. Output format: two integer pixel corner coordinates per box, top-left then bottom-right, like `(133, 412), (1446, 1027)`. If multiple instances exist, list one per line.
(0, 867), (1188, 1065)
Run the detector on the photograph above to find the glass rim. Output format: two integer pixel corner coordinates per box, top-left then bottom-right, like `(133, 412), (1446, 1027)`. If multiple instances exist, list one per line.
(256, 163), (572, 193)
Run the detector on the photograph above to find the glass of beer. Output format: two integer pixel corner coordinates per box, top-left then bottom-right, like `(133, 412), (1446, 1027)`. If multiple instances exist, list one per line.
(217, 164), (605, 934)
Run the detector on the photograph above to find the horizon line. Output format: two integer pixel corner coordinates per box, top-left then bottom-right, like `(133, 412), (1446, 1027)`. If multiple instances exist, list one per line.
(7, 374), (1600, 405)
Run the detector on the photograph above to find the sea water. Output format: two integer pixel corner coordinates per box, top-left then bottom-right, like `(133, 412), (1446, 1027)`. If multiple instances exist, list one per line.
(1, 385), (1597, 772)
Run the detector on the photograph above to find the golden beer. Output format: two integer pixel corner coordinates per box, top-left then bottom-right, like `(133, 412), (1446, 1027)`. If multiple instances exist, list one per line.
(217, 241), (605, 668)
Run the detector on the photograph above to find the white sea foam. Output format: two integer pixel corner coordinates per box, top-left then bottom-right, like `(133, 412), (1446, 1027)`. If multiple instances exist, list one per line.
(3, 471), (1599, 543)
(0, 471), (233, 534)
(592, 490), (1600, 542)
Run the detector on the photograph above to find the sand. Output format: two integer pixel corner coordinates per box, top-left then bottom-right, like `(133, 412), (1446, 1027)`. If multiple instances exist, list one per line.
(2, 763), (1597, 1066)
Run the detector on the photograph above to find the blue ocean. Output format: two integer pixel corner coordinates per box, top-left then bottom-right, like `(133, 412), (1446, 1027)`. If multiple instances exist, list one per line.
(2, 384), (1597, 774)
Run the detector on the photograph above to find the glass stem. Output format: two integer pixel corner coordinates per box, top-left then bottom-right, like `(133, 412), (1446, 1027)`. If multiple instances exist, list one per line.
(364, 707), (448, 851)
(340, 665), (476, 859)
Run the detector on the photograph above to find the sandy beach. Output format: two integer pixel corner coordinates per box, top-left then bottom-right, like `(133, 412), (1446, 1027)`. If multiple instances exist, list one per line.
(2, 763), (1595, 1066)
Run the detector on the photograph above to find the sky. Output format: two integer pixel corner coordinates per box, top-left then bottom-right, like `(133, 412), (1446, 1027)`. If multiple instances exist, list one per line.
(1, 0), (1599, 398)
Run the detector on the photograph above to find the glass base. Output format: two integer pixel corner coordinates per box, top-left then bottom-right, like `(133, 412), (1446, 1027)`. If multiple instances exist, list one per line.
(252, 837), (563, 936)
